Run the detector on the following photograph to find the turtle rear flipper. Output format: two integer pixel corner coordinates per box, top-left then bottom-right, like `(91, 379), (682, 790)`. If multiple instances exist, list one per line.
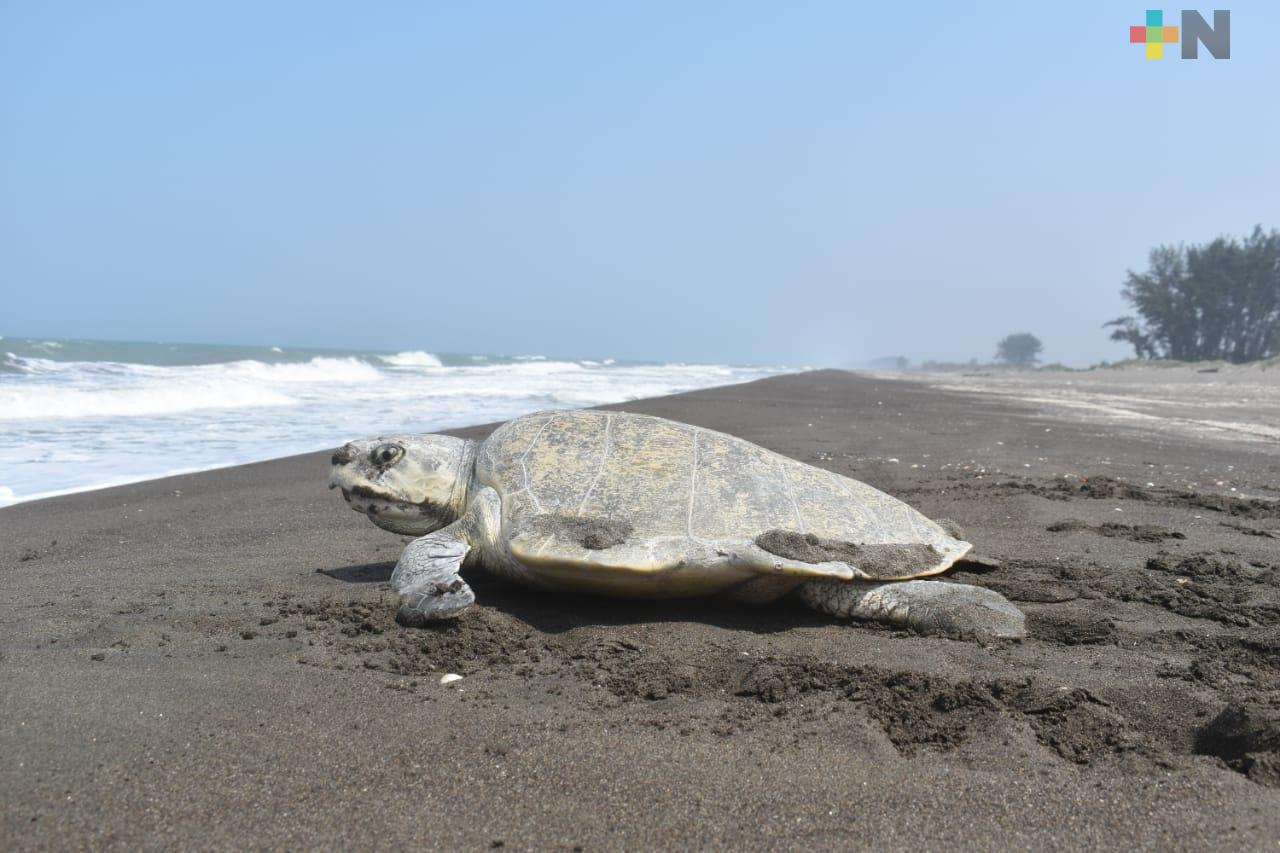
(799, 579), (1026, 641)
(750, 529), (971, 580)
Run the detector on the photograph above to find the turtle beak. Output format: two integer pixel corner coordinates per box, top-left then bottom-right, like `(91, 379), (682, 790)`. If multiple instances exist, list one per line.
(328, 445), (358, 498)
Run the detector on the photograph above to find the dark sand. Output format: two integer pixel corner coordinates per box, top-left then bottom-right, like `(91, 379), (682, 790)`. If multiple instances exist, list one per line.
(3, 370), (1279, 850)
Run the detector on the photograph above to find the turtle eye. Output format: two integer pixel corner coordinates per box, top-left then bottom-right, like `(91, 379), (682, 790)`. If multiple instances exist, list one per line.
(372, 443), (404, 467)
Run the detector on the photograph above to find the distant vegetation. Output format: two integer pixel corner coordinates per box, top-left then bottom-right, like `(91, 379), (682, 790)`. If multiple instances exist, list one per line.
(871, 227), (1279, 371)
(867, 354), (1075, 373)
(867, 356), (911, 370)
(1106, 226), (1280, 364)
(918, 358), (980, 372)
(871, 335), (1049, 372)
(994, 333), (1043, 368)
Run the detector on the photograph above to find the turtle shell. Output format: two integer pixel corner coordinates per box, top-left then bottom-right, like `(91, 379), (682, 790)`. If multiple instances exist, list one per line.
(473, 410), (970, 599)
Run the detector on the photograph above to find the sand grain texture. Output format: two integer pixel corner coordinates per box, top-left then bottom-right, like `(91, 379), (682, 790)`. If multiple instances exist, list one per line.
(3, 370), (1280, 850)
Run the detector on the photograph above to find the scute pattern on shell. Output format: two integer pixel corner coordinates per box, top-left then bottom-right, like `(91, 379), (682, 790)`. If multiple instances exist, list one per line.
(473, 410), (969, 598)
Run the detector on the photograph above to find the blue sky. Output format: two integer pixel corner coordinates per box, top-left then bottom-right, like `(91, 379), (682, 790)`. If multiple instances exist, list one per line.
(2, 2), (1277, 366)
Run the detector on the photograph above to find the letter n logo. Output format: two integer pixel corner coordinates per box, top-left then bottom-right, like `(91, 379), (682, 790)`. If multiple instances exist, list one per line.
(1181, 10), (1231, 59)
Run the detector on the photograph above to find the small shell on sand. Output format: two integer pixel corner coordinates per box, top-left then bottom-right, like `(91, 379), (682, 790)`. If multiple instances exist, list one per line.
(439, 673), (463, 685)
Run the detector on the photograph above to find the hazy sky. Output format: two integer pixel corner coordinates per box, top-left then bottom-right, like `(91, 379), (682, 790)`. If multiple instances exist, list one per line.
(3, 2), (1277, 366)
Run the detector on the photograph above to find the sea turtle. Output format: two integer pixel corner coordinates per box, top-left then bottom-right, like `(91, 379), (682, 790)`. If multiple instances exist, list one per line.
(329, 410), (1025, 640)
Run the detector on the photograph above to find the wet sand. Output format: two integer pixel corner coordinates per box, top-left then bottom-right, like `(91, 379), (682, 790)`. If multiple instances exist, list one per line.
(3, 370), (1279, 849)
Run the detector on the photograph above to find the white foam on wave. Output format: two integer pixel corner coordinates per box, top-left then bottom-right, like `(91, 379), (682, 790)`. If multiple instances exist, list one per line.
(0, 380), (297, 420)
(0, 357), (383, 420)
(496, 360), (587, 375)
(222, 357), (382, 383)
(4, 353), (70, 374)
(0, 347), (786, 504)
(378, 351), (444, 368)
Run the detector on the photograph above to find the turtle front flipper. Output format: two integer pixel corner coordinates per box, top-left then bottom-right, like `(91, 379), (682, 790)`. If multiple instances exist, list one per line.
(798, 579), (1026, 642)
(392, 525), (474, 624)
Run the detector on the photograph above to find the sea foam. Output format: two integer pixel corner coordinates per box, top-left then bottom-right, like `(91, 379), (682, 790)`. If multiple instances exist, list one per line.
(0, 340), (784, 506)
(378, 351), (444, 368)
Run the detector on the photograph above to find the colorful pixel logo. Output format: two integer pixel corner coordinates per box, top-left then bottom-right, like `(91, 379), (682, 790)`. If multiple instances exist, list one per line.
(1130, 10), (1231, 59)
(1130, 10), (1178, 58)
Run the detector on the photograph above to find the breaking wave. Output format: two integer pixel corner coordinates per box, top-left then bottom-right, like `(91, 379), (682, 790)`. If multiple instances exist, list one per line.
(0, 338), (787, 506)
(219, 357), (383, 383)
(378, 350), (444, 368)
(0, 381), (296, 420)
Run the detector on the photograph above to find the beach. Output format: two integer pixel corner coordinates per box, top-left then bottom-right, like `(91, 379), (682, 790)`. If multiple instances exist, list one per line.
(3, 368), (1279, 849)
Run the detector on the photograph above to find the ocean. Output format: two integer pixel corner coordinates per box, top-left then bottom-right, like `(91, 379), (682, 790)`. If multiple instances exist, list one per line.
(0, 337), (790, 507)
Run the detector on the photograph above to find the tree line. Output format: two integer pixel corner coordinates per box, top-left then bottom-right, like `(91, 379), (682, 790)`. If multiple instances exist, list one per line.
(883, 226), (1278, 370)
(1107, 226), (1280, 364)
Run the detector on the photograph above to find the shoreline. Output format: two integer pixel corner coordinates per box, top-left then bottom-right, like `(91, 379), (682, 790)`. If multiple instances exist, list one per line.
(0, 374), (780, 510)
(4, 370), (1278, 848)
(0, 466), (217, 510)
(0, 356), (790, 509)
(9, 359), (1276, 510)
(10, 359), (1279, 510)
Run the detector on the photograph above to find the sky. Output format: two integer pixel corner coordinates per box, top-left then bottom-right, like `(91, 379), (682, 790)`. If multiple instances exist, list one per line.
(2, 2), (1278, 367)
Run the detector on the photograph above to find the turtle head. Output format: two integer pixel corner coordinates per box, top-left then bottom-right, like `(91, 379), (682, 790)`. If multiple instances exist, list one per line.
(329, 434), (475, 536)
